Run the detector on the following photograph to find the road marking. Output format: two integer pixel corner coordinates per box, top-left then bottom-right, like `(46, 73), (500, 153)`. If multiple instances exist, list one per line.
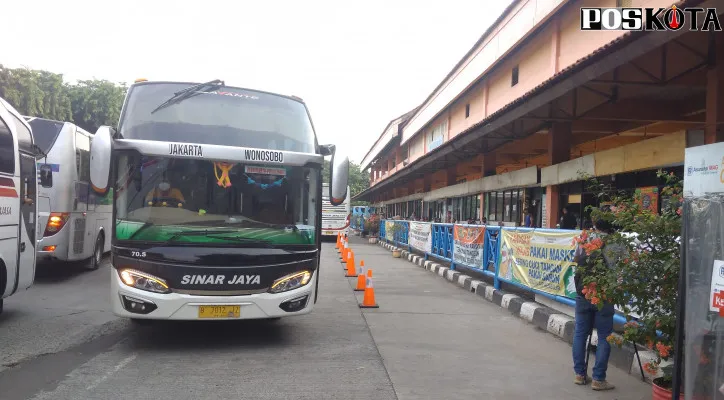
(85, 353), (137, 391)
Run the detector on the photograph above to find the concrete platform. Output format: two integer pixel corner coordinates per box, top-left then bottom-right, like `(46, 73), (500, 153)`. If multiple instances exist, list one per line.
(341, 236), (652, 400)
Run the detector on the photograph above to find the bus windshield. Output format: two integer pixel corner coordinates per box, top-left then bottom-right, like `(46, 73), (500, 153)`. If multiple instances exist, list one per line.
(118, 82), (316, 154)
(114, 151), (319, 246)
(27, 118), (64, 157)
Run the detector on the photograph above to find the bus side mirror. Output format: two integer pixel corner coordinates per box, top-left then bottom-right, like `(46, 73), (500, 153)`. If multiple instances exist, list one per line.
(329, 150), (349, 206)
(90, 126), (113, 195)
(39, 164), (53, 188)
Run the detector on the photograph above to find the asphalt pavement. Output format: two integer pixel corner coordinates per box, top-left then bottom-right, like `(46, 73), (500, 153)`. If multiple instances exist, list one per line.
(0, 239), (652, 400)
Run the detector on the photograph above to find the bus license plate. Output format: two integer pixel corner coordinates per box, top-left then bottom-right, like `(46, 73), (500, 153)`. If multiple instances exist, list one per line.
(323, 230), (334, 235)
(198, 305), (241, 319)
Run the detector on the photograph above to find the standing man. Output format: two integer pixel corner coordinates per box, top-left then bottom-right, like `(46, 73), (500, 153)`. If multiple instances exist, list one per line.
(571, 219), (622, 391)
(560, 206), (577, 229)
(524, 209), (534, 228)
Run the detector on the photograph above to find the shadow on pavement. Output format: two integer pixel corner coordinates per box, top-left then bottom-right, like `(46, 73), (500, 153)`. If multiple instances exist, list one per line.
(124, 318), (290, 351)
(33, 256), (108, 284)
(0, 308), (21, 324)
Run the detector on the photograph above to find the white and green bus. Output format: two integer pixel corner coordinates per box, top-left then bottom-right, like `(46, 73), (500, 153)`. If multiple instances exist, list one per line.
(88, 79), (348, 322)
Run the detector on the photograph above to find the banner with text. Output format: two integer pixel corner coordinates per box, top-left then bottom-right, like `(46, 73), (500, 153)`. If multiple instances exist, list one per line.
(498, 229), (578, 299)
(453, 225), (486, 268)
(409, 222), (432, 253)
(385, 221), (395, 241)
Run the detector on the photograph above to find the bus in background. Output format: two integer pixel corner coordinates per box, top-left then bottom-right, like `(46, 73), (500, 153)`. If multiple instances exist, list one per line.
(87, 79), (349, 322)
(24, 117), (112, 270)
(321, 182), (350, 239)
(0, 98), (37, 314)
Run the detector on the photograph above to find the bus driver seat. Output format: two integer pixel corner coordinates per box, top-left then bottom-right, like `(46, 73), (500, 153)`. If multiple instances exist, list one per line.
(145, 177), (186, 207)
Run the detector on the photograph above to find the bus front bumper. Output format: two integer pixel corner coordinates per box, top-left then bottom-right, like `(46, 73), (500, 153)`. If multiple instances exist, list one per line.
(110, 269), (316, 320)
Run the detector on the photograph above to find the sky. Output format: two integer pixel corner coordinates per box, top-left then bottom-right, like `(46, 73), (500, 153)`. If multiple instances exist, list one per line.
(3, 0), (511, 164)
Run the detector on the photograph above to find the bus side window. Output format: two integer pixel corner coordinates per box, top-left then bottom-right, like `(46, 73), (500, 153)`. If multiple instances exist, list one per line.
(0, 118), (15, 174)
(75, 131), (91, 182)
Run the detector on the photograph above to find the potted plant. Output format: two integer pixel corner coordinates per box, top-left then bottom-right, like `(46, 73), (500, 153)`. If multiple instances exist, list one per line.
(575, 171), (683, 399)
(388, 221), (402, 257)
(365, 214), (380, 244)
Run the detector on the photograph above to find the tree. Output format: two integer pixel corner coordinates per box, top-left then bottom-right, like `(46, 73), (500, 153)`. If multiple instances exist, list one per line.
(0, 65), (127, 132)
(321, 159), (370, 205)
(67, 79), (127, 132)
(0, 65), (72, 121)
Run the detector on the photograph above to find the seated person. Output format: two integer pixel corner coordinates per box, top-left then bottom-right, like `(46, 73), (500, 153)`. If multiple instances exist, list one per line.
(145, 178), (186, 207)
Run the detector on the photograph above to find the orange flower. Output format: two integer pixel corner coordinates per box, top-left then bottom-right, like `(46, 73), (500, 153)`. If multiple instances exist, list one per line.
(646, 339), (654, 350)
(656, 342), (672, 358)
(606, 334), (616, 345)
(591, 296), (600, 305)
(676, 207), (682, 216)
(643, 362), (659, 375)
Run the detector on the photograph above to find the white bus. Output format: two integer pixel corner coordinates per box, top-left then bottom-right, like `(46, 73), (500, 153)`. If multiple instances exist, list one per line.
(25, 117), (112, 270)
(321, 182), (350, 238)
(0, 98), (37, 314)
(87, 79), (349, 322)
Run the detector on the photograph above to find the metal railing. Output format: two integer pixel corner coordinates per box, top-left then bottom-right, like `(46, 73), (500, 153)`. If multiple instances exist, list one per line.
(380, 220), (577, 303)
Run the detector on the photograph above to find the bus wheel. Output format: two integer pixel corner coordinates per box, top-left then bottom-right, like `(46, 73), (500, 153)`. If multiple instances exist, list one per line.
(89, 234), (104, 270)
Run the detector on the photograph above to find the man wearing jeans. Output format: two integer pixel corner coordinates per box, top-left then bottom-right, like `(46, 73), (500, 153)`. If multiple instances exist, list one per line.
(571, 219), (621, 391)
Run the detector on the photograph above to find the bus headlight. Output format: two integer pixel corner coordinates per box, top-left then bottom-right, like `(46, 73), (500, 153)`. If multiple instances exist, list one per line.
(269, 271), (311, 294)
(118, 269), (170, 294)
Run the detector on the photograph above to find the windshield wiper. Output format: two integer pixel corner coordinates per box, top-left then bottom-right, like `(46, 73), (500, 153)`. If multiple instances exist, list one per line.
(150, 79), (225, 114)
(164, 229), (274, 247)
(126, 221), (155, 240)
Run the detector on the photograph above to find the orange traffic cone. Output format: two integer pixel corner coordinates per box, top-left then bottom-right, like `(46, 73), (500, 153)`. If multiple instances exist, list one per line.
(341, 241), (349, 263)
(345, 252), (357, 277)
(336, 233), (341, 249)
(359, 269), (378, 308)
(354, 260), (366, 291)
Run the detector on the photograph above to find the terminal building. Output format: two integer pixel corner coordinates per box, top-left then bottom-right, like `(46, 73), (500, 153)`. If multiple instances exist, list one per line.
(355, 0), (724, 229)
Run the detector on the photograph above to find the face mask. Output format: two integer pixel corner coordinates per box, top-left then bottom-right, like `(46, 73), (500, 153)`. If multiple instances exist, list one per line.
(159, 182), (171, 191)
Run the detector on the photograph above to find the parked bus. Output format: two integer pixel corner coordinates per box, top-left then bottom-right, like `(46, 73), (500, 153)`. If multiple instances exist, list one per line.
(87, 79), (349, 322)
(321, 182), (350, 239)
(24, 117), (112, 270)
(0, 98), (37, 314)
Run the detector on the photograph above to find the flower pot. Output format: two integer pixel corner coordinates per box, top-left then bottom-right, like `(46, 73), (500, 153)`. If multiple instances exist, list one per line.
(652, 378), (685, 400)
(368, 237), (378, 244)
(392, 249), (401, 258)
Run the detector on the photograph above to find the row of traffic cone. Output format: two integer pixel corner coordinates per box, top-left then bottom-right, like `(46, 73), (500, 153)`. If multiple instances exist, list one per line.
(336, 232), (378, 308)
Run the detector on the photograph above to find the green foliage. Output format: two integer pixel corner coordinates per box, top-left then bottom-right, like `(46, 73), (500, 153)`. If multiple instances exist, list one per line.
(322, 159), (370, 206)
(574, 170), (682, 384)
(0, 64), (127, 132)
(67, 79), (128, 132)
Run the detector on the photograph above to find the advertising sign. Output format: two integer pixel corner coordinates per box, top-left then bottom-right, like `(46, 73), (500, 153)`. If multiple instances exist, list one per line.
(683, 142), (724, 197)
(453, 225), (486, 268)
(409, 222), (432, 253)
(636, 186), (659, 214)
(498, 229), (578, 298)
(385, 221), (395, 241)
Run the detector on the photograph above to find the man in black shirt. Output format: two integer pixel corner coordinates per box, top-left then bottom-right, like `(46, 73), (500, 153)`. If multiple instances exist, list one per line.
(560, 207), (577, 230)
